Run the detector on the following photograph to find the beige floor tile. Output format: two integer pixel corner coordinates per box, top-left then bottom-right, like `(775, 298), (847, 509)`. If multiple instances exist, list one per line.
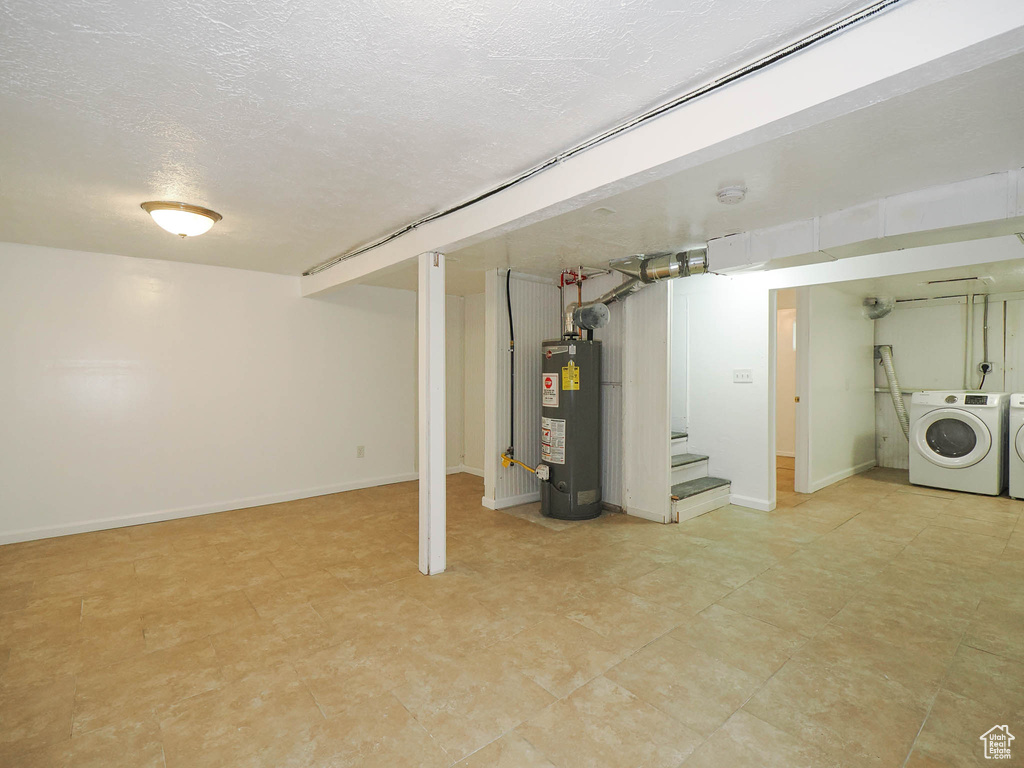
(682, 709), (841, 768)
(912, 690), (1020, 767)
(744, 654), (927, 766)
(964, 599), (1024, 664)
(829, 595), (968, 660)
(716, 562), (856, 637)
(5, 470), (1024, 767)
(621, 564), (731, 615)
(16, 719), (165, 768)
(293, 634), (442, 717)
(454, 732), (556, 767)
(516, 675), (703, 768)
(300, 693), (451, 768)
(794, 624), (948, 706)
(73, 638), (225, 735)
(903, 525), (1005, 567)
(670, 603), (806, 678)
(328, 551), (420, 590)
(392, 650), (554, 762)
(0, 675), (76, 762)
(208, 605), (336, 681)
(943, 644), (1024, 713)
(605, 634), (763, 737)
(563, 586), (685, 651)
(141, 589), (258, 651)
(494, 615), (628, 698)
(932, 511), (1016, 540)
(160, 664), (323, 768)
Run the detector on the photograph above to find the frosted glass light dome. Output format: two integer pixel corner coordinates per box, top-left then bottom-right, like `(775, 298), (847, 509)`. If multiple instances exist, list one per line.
(141, 201), (222, 237)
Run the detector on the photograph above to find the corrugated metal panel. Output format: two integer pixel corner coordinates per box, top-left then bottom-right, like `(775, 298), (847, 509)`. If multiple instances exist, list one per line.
(490, 273), (560, 503)
(590, 274), (624, 507)
(621, 282), (672, 522)
(875, 394), (909, 469)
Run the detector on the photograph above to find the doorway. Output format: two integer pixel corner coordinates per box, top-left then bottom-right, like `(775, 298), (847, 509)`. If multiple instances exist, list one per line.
(775, 290), (798, 496)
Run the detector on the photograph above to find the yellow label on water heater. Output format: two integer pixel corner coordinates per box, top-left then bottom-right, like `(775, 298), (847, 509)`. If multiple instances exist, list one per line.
(562, 361), (580, 391)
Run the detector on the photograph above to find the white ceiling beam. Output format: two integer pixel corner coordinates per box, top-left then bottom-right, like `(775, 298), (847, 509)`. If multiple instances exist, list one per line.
(303, 0), (1024, 297)
(709, 168), (1024, 272)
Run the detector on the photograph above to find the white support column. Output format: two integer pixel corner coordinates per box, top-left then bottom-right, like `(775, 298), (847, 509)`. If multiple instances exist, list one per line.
(418, 251), (446, 575)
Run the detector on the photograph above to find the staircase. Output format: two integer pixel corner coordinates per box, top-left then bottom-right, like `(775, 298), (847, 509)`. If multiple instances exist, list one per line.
(670, 432), (731, 523)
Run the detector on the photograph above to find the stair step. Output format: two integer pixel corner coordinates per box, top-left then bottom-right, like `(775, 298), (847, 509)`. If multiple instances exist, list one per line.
(671, 431), (688, 440)
(671, 476), (730, 500)
(672, 452), (708, 468)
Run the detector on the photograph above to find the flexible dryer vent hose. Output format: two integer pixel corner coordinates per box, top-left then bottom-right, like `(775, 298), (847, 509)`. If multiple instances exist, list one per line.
(877, 345), (909, 439)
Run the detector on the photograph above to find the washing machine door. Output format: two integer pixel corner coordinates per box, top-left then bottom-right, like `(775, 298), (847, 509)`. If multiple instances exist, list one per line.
(911, 408), (991, 468)
(1016, 423), (1024, 462)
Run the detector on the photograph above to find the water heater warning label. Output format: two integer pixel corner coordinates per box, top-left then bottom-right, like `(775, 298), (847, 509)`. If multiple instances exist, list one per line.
(541, 417), (566, 464)
(542, 373), (559, 407)
(562, 361), (580, 391)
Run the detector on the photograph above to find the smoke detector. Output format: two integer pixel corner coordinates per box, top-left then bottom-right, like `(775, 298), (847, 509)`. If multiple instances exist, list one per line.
(716, 185), (747, 205)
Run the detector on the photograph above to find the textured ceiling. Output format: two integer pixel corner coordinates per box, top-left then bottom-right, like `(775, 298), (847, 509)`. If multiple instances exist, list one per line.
(0, 0), (871, 273)
(409, 50), (1024, 294)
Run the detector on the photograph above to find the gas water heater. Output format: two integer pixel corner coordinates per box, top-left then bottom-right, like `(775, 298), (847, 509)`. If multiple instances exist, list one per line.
(522, 248), (707, 521)
(540, 339), (602, 520)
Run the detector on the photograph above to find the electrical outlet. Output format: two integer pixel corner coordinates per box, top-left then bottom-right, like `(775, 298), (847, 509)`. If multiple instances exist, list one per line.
(356, 445), (365, 458)
(733, 369), (753, 384)
(978, 362), (994, 374)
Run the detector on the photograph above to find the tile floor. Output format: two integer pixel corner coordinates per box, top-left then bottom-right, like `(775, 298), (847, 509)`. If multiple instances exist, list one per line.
(1, 469), (1023, 766)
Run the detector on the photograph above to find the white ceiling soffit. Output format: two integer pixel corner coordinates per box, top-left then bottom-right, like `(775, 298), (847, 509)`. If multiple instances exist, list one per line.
(370, 48), (1024, 295)
(0, 0), (876, 275)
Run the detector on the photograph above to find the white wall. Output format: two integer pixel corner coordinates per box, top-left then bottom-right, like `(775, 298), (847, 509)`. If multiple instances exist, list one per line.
(685, 278), (775, 510)
(775, 308), (797, 457)
(483, 271), (560, 508)
(670, 291), (687, 435)
(0, 242), (427, 543)
(462, 293), (485, 475)
(445, 295), (465, 470)
(799, 284), (876, 492)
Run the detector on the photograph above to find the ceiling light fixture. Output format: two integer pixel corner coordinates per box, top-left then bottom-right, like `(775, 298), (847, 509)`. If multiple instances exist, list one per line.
(141, 201), (222, 238)
(716, 186), (747, 205)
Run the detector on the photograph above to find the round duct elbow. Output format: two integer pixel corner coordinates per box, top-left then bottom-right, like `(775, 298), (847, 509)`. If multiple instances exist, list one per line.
(574, 303), (611, 330)
(863, 296), (895, 320)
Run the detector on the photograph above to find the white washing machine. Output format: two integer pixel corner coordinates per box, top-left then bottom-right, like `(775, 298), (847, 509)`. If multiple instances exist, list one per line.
(909, 391), (1008, 496)
(1009, 394), (1024, 499)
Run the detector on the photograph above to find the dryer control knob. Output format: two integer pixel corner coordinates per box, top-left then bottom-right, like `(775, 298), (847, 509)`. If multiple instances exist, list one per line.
(945, 395), (957, 404)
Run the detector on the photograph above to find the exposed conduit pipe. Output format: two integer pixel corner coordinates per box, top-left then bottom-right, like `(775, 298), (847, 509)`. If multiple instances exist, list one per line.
(877, 345), (909, 439)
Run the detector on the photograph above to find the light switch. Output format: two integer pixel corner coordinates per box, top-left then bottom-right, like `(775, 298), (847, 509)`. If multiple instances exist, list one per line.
(733, 369), (753, 384)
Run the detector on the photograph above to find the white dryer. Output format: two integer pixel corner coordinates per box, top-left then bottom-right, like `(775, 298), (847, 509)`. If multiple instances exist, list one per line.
(1009, 394), (1024, 499)
(909, 391), (1008, 496)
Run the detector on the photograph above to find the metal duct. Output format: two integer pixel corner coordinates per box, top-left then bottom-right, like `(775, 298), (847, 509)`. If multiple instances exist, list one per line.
(568, 247), (707, 333)
(876, 344), (909, 438)
(863, 296), (895, 320)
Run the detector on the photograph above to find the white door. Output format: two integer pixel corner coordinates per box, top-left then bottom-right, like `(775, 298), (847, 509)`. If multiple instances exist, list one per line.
(795, 284), (877, 494)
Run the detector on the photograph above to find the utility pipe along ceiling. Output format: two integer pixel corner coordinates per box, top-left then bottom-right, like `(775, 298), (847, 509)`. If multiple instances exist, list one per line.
(0, 0), (880, 275)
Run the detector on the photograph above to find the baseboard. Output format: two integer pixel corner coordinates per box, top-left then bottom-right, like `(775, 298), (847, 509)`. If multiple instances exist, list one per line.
(806, 459), (877, 494)
(459, 465), (485, 478)
(675, 487), (731, 522)
(481, 491), (541, 510)
(729, 494), (773, 512)
(624, 505), (672, 524)
(776, 451), (796, 458)
(0, 472), (420, 545)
